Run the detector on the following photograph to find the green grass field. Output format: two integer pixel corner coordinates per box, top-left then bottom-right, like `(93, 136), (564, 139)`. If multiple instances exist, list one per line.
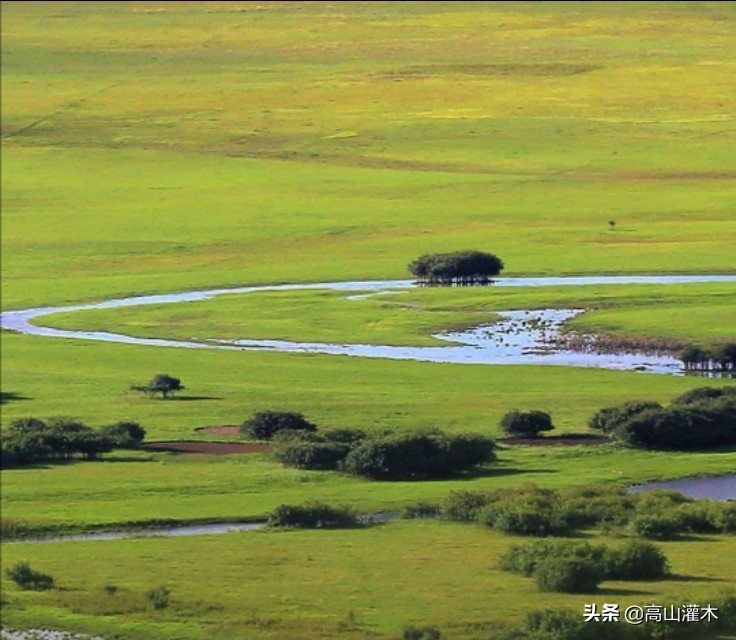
(2, 521), (736, 640)
(2, 2), (736, 638)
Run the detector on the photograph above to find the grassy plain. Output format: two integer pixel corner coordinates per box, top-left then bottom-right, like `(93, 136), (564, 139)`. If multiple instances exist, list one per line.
(2, 521), (736, 640)
(2, 1), (736, 639)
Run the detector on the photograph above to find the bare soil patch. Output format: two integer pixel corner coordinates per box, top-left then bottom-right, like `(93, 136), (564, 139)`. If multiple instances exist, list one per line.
(195, 425), (241, 436)
(143, 441), (269, 455)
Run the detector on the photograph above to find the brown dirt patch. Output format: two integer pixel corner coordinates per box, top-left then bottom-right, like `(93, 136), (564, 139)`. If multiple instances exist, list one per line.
(195, 425), (242, 437)
(499, 435), (610, 447)
(142, 441), (269, 455)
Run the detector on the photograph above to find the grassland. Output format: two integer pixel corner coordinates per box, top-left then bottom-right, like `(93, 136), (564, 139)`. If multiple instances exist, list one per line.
(2, 2), (736, 638)
(3, 521), (736, 640)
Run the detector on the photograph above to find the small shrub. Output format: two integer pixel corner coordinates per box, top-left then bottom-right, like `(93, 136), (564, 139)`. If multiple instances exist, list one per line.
(274, 441), (351, 470)
(603, 540), (669, 580)
(442, 490), (493, 522)
(483, 503), (570, 537)
(241, 411), (317, 440)
(709, 501), (736, 533)
(103, 583), (119, 595)
(500, 410), (554, 438)
(499, 540), (606, 577)
(100, 421), (146, 448)
(587, 401), (661, 433)
(5, 561), (55, 590)
(631, 514), (683, 539)
(534, 557), (602, 593)
(402, 625), (442, 640)
(557, 485), (635, 529)
(145, 585), (171, 610)
(267, 502), (357, 529)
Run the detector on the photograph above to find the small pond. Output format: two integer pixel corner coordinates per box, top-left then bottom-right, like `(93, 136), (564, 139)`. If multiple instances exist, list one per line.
(628, 474), (736, 501)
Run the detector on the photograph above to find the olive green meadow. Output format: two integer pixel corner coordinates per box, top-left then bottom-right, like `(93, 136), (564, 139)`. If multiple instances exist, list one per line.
(2, 2), (735, 639)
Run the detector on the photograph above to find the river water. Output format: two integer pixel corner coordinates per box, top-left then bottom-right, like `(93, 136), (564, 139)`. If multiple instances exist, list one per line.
(3, 274), (735, 374)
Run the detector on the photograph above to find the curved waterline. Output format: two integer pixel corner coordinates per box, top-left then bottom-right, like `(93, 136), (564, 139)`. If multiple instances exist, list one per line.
(2, 275), (736, 374)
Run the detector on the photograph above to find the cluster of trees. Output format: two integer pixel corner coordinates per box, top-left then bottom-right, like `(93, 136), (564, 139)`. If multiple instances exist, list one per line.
(679, 343), (736, 371)
(1, 417), (146, 467)
(588, 386), (736, 450)
(416, 483), (735, 537)
(500, 410), (554, 438)
(130, 373), (184, 399)
(242, 410), (496, 479)
(408, 250), (504, 285)
(500, 538), (669, 593)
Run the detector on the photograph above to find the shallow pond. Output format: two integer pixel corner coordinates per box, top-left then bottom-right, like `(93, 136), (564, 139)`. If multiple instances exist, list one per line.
(628, 473), (736, 501)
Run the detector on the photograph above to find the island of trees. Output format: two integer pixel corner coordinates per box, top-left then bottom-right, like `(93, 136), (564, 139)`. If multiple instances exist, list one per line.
(408, 250), (504, 285)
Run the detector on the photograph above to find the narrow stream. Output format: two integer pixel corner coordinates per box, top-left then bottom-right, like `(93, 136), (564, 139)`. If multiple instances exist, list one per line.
(3, 275), (735, 374)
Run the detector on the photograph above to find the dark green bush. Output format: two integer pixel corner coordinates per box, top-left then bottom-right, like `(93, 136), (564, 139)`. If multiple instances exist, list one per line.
(409, 250), (503, 285)
(274, 441), (351, 470)
(534, 557), (602, 593)
(267, 502), (357, 529)
(484, 503), (570, 536)
(342, 430), (495, 480)
(100, 421), (146, 448)
(673, 386), (736, 405)
(241, 411), (318, 440)
(442, 490), (494, 522)
(500, 410), (554, 438)
(603, 540), (669, 580)
(500, 540), (607, 577)
(557, 485), (635, 529)
(631, 514), (683, 539)
(5, 561), (55, 590)
(587, 401), (662, 432)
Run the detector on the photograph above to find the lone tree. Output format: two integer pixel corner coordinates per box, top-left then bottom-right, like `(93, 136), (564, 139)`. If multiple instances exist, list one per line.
(409, 250), (503, 286)
(500, 410), (554, 438)
(131, 374), (184, 399)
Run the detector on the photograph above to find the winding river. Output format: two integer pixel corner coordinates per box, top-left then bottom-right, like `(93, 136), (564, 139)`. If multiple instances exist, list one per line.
(2, 274), (736, 374)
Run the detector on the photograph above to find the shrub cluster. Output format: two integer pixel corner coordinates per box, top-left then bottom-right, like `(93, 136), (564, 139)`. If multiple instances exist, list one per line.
(241, 410), (318, 440)
(441, 484), (735, 537)
(408, 250), (504, 285)
(1, 417), (145, 467)
(500, 539), (668, 593)
(267, 502), (358, 529)
(271, 425), (495, 480)
(341, 431), (495, 480)
(588, 387), (736, 450)
(500, 410), (554, 438)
